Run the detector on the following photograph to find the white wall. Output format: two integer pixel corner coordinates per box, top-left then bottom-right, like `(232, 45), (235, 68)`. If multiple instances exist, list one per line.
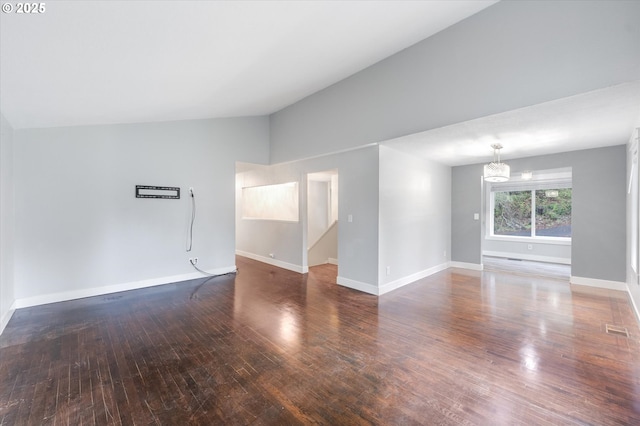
(236, 145), (379, 292)
(627, 129), (640, 319)
(378, 145), (451, 293)
(0, 113), (15, 333)
(308, 221), (338, 267)
(307, 180), (329, 246)
(13, 117), (269, 306)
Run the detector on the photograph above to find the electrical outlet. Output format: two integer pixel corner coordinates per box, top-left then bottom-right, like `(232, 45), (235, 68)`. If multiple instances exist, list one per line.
(189, 257), (198, 265)
(386, 266), (391, 276)
(527, 244), (533, 250)
(269, 253), (275, 258)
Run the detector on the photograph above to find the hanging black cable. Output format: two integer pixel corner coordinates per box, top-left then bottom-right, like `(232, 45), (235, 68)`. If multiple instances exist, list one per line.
(190, 258), (238, 277)
(186, 187), (238, 278)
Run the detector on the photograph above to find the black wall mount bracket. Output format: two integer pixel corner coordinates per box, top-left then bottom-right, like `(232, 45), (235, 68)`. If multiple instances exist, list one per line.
(135, 185), (180, 199)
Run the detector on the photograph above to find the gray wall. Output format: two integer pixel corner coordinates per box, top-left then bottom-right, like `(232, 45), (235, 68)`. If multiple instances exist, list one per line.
(378, 145), (450, 285)
(270, 1), (640, 163)
(236, 145), (379, 288)
(627, 131), (640, 317)
(452, 145), (627, 282)
(13, 117), (269, 302)
(451, 165), (484, 265)
(0, 114), (15, 333)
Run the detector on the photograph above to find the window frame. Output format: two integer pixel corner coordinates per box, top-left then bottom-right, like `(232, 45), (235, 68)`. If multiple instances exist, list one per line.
(241, 181), (300, 222)
(486, 171), (572, 246)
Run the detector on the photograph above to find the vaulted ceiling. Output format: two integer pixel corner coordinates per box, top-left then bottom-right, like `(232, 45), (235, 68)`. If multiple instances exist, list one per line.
(0, 1), (496, 129)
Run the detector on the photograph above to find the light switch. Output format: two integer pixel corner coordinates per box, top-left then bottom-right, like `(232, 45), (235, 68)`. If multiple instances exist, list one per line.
(473, 213), (480, 220)
(348, 214), (353, 223)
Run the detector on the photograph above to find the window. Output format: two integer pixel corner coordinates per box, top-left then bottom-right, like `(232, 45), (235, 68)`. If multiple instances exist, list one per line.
(242, 182), (299, 222)
(534, 189), (572, 237)
(489, 170), (571, 240)
(494, 190), (532, 236)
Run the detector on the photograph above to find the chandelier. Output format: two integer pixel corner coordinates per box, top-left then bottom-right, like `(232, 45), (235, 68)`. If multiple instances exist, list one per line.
(483, 144), (510, 182)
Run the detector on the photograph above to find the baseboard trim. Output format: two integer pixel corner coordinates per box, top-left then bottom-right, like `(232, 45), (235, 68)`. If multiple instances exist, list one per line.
(627, 286), (640, 324)
(570, 276), (627, 291)
(449, 261), (484, 271)
(235, 250), (307, 273)
(379, 263), (449, 295)
(14, 266), (237, 309)
(328, 258), (338, 265)
(483, 251), (571, 265)
(0, 301), (16, 336)
(336, 276), (379, 295)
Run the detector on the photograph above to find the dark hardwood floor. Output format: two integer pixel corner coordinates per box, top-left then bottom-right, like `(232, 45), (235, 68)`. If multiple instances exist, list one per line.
(1, 256), (639, 425)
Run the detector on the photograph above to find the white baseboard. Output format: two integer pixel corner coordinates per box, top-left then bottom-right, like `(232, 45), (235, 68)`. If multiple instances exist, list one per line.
(0, 301), (16, 336)
(449, 261), (484, 271)
(328, 257), (338, 265)
(483, 251), (571, 265)
(379, 263), (449, 295)
(14, 266), (236, 310)
(336, 276), (379, 295)
(570, 276), (627, 291)
(627, 287), (640, 323)
(236, 250), (308, 273)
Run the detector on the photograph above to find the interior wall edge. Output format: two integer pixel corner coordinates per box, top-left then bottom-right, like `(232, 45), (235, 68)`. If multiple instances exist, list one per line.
(336, 276), (378, 296)
(378, 262), (449, 295)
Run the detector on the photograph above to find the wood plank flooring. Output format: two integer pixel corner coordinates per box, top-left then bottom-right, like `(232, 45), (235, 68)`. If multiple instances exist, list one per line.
(1, 256), (639, 425)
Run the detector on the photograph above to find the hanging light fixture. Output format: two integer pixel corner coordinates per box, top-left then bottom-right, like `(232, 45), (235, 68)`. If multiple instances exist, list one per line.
(483, 143), (510, 182)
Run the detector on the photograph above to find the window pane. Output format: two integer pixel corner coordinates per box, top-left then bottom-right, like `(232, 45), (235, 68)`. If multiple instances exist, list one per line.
(535, 188), (571, 237)
(493, 191), (532, 236)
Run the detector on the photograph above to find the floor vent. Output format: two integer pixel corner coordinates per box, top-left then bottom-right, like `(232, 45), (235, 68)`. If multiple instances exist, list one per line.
(605, 324), (629, 337)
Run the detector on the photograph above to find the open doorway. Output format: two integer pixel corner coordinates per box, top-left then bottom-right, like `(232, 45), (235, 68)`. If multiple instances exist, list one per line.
(307, 170), (338, 267)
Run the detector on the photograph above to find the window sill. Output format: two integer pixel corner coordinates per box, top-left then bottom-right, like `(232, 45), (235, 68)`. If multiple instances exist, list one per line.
(485, 235), (571, 245)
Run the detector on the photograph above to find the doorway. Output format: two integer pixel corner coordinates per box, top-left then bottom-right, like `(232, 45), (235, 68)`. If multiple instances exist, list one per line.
(307, 170), (338, 267)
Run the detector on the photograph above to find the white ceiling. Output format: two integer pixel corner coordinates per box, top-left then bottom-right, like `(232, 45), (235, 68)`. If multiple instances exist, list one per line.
(382, 81), (640, 166)
(0, 0), (497, 130)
